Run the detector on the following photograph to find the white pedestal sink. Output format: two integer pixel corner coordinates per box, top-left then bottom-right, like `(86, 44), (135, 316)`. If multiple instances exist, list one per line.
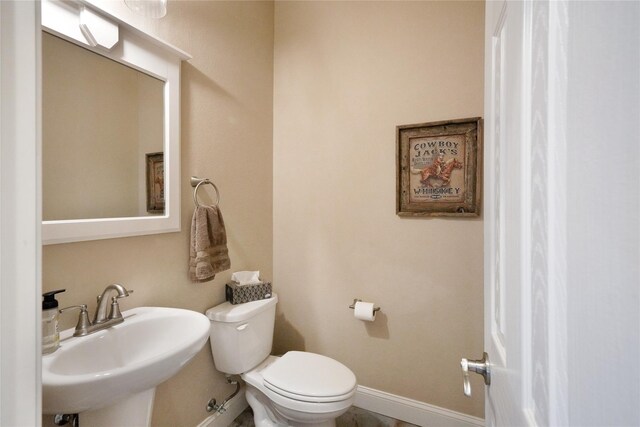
(42, 307), (210, 426)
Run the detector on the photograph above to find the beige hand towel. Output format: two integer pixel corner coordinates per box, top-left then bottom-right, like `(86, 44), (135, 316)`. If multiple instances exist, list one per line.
(189, 205), (231, 283)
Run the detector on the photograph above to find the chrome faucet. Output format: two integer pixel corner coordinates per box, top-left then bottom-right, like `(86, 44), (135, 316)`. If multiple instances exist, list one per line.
(93, 283), (131, 324)
(59, 284), (133, 337)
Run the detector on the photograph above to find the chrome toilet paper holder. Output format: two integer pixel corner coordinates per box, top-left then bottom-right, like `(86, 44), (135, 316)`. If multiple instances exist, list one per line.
(348, 299), (381, 313)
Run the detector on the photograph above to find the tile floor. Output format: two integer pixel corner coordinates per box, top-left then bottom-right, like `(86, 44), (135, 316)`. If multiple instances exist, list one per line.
(229, 406), (419, 427)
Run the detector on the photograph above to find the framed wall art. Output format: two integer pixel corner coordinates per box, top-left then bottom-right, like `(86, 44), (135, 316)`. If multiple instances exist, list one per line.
(396, 117), (482, 217)
(146, 152), (165, 214)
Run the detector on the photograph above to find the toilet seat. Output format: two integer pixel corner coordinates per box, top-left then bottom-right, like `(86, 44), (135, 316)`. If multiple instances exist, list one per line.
(241, 353), (356, 418)
(262, 352), (357, 403)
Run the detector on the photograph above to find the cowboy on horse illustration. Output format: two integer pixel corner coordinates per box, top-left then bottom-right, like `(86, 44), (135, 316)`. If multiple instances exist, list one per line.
(411, 155), (463, 187)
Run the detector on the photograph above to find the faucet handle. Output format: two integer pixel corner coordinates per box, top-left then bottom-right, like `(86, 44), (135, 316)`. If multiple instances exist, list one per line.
(108, 296), (123, 320)
(59, 304), (87, 314)
(108, 290), (133, 320)
(59, 304), (92, 337)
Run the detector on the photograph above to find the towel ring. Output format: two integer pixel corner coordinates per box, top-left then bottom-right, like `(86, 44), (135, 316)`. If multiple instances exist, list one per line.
(190, 176), (220, 207)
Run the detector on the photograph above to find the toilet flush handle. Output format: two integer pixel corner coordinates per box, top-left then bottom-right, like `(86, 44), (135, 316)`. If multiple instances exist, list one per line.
(236, 323), (248, 331)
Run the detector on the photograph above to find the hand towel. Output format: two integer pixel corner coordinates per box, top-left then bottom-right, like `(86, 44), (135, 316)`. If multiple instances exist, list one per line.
(189, 205), (231, 283)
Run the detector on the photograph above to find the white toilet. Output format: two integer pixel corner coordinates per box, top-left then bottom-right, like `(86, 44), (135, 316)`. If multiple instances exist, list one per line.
(206, 294), (357, 427)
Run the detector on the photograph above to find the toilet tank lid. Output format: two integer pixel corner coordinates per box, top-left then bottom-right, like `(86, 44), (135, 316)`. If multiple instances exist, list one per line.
(206, 294), (278, 323)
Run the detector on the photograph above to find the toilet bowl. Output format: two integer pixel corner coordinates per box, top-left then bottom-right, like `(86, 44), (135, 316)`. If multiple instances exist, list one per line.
(206, 295), (356, 427)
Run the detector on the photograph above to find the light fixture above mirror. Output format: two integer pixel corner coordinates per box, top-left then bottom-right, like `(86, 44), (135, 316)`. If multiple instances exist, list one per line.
(41, 0), (190, 244)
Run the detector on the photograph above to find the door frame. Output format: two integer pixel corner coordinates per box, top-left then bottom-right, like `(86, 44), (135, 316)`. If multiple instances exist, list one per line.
(0, 1), (42, 425)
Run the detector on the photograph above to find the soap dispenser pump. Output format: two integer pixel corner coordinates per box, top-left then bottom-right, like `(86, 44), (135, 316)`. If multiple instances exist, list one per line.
(42, 289), (65, 354)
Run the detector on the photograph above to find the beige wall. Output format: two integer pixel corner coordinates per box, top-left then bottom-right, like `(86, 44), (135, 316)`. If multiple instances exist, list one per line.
(273, 1), (484, 418)
(42, 1), (274, 426)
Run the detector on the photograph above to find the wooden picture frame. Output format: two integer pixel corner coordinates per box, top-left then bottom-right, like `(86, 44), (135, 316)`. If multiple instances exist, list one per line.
(146, 152), (164, 214)
(396, 117), (482, 217)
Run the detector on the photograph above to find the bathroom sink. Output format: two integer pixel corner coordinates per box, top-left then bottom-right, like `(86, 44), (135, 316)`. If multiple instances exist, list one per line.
(42, 306), (210, 414)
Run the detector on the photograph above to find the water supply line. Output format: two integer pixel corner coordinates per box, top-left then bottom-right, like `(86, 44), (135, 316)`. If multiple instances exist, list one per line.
(53, 413), (79, 426)
(206, 375), (241, 414)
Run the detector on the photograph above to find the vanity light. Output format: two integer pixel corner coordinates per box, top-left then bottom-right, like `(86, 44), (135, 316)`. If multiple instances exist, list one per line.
(124, 0), (167, 19)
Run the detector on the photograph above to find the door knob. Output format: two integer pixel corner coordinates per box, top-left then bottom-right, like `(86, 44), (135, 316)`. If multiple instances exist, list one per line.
(460, 352), (490, 397)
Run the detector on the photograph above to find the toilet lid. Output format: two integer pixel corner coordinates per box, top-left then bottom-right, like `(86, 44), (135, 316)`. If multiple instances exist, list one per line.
(262, 351), (356, 402)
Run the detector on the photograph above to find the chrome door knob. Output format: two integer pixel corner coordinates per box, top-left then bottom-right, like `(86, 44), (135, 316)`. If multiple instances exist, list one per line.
(460, 352), (491, 397)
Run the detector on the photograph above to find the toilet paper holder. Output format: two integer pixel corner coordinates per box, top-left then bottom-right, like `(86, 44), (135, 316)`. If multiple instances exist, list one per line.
(348, 299), (381, 313)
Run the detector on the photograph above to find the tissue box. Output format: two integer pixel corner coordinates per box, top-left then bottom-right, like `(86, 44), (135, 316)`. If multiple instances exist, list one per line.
(225, 281), (272, 305)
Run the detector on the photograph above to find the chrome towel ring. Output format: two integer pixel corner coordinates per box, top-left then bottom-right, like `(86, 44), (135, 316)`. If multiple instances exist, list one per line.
(190, 176), (220, 207)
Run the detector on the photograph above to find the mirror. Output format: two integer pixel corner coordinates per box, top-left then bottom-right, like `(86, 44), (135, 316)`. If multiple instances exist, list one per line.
(43, 32), (165, 220)
(41, 0), (190, 244)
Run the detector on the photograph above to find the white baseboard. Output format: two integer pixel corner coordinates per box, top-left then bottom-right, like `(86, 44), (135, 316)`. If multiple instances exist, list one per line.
(196, 388), (249, 427)
(195, 384), (484, 427)
(354, 386), (485, 427)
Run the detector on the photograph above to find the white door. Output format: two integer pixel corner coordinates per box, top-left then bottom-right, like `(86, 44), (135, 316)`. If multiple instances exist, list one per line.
(475, 1), (640, 426)
(482, 1), (531, 425)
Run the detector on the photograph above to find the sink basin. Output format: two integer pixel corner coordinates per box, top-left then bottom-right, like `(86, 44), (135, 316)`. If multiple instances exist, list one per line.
(43, 306), (210, 415)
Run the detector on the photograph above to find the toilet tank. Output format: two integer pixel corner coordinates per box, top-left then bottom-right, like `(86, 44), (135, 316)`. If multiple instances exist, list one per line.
(205, 294), (278, 374)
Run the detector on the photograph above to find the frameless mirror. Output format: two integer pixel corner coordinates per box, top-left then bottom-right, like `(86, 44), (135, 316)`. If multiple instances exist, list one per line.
(41, 0), (190, 244)
(43, 32), (165, 220)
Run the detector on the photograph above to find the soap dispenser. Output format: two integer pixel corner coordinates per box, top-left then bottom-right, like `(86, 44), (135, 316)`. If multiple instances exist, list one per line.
(42, 289), (65, 355)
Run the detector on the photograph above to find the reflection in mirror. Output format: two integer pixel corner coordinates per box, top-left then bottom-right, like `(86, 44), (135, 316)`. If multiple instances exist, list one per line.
(42, 32), (164, 221)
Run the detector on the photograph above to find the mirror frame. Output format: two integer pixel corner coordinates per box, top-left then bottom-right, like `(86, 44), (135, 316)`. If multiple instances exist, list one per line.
(41, 0), (190, 244)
